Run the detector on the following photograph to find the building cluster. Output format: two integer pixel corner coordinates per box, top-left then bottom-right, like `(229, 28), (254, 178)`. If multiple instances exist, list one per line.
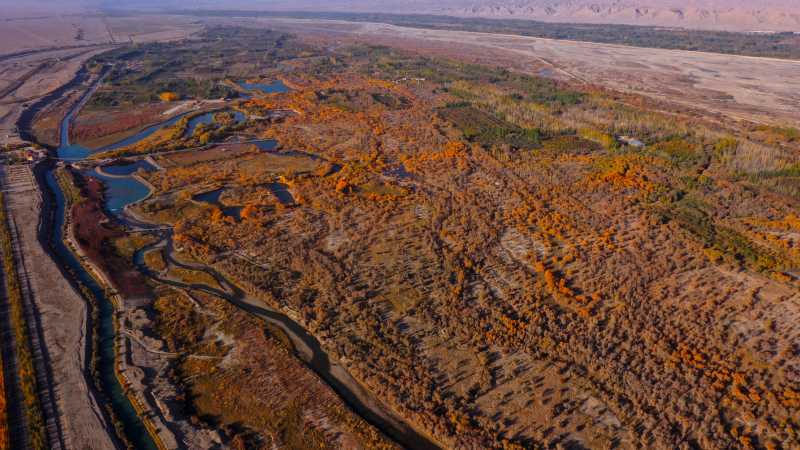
(23, 148), (48, 161)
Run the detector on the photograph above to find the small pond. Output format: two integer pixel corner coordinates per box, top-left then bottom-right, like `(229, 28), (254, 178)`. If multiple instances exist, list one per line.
(83, 170), (152, 211)
(187, 111), (247, 135)
(249, 140), (278, 151)
(385, 164), (412, 180)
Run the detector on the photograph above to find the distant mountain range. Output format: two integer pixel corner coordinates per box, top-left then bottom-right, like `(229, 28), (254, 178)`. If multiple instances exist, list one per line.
(429, 1), (800, 32)
(21, 0), (800, 32)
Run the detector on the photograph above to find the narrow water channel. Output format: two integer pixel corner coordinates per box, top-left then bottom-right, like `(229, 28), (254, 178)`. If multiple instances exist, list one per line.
(133, 237), (443, 450)
(44, 71), (160, 450)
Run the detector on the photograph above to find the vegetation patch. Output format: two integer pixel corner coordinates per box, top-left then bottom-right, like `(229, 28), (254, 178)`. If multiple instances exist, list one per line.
(144, 249), (166, 272)
(237, 154), (320, 173)
(111, 232), (156, 260)
(139, 200), (202, 225)
(541, 135), (600, 151)
(212, 111), (239, 125)
(383, 287), (419, 312)
(166, 145), (254, 166)
(357, 183), (408, 197)
(154, 289), (398, 450)
(65, 169), (154, 305)
(0, 296), (9, 450)
(152, 288), (216, 354)
(167, 268), (222, 290)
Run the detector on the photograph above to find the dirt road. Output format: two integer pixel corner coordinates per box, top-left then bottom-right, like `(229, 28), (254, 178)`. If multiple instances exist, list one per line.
(3, 175), (118, 450)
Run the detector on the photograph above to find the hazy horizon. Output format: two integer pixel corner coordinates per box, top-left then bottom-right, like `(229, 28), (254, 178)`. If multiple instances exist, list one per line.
(10, 0), (800, 32)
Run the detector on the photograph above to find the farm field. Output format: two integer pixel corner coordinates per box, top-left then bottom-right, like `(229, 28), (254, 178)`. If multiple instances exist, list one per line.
(70, 103), (170, 149)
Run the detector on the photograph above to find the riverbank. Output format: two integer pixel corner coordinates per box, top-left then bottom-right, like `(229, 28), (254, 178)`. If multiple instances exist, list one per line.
(57, 166), (234, 449)
(53, 167), (168, 449)
(134, 237), (411, 449)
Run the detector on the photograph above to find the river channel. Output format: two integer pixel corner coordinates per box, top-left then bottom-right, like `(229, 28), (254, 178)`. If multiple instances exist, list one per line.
(38, 73), (442, 449)
(45, 71), (160, 450)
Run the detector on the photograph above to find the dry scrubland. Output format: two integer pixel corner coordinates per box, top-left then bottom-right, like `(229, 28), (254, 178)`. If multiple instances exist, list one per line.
(53, 26), (800, 450)
(120, 35), (800, 449)
(62, 163), (398, 449)
(147, 286), (400, 450)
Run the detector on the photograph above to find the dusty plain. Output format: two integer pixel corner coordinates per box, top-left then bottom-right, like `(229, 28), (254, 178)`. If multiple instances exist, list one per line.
(211, 0), (800, 32)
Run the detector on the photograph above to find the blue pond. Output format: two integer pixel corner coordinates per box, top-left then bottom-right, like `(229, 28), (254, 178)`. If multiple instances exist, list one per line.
(83, 170), (152, 210)
(250, 140), (278, 151)
(540, 70), (567, 77)
(101, 160), (156, 176)
(237, 80), (294, 94)
(187, 111), (247, 135)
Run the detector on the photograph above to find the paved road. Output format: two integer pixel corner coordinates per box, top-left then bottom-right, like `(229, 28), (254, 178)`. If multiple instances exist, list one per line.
(0, 239), (32, 450)
(6, 212), (67, 450)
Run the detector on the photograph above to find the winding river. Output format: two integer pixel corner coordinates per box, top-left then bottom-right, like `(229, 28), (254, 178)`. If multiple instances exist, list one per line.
(39, 72), (442, 450)
(45, 72), (160, 450)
